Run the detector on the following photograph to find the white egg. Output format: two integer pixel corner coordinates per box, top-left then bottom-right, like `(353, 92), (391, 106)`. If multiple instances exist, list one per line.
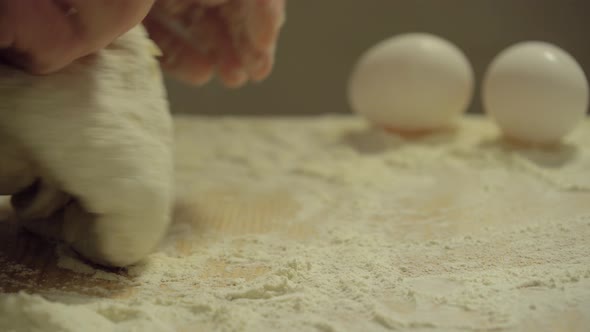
(482, 42), (589, 144)
(348, 33), (474, 132)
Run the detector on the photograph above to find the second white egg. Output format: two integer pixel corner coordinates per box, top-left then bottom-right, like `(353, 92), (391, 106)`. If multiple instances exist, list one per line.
(482, 42), (589, 144)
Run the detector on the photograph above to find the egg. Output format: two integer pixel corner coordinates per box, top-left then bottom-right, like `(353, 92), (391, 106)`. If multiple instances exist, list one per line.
(482, 42), (589, 144)
(348, 33), (474, 132)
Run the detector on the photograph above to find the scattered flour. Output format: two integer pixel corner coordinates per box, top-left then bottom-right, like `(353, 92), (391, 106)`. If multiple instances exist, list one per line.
(1, 115), (590, 331)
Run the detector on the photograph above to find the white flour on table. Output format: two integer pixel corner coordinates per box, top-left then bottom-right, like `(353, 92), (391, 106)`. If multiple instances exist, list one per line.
(1, 115), (589, 331)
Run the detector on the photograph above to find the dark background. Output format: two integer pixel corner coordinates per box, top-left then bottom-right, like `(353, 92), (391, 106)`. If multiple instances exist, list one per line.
(165, 0), (590, 115)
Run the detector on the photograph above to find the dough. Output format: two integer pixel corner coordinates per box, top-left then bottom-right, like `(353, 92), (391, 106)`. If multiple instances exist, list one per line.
(0, 25), (174, 267)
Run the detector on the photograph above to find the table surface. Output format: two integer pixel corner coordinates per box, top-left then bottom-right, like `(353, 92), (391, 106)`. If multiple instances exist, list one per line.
(1, 115), (589, 331)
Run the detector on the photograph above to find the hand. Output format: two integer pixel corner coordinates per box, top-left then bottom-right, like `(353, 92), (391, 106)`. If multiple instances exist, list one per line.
(144, 0), (286, 87)
(0, 0), (154, 74)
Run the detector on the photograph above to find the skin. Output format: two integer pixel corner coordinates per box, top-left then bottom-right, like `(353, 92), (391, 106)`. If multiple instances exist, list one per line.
(0, 0), (155, 74)
(0, 0), (285, 87)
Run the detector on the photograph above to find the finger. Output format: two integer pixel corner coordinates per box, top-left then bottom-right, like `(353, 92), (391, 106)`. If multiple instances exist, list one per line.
(181, 5), (225, 55)
(164, 44), (216, 86)
(210, 9), (248, 88)
(188, 4), (247, 88)
(145, 11), (215, 85)
(215, 33), (248, 88)
(227, 0), (283, 81)
(149, 3), (225, 66)
(244, 0), (286, 50)
(249, 49), (275, 82)
(237, 44), (269, 81)
(217, 55), (248, 88)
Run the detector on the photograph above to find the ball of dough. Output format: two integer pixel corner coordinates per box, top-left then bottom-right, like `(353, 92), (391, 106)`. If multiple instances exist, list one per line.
(0, 25), (174, 267)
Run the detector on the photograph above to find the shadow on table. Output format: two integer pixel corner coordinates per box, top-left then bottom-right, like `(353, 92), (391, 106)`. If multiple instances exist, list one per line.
(477, 136), (579, 169)
(341, 124), (461, 155)
(0, 204), (133, 298)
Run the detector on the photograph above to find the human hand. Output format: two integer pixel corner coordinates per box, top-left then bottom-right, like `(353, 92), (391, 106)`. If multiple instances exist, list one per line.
(145, 0), (286, 87)
(0, 0), (154, 74)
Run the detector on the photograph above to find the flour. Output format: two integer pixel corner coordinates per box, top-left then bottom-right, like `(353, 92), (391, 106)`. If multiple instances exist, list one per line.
(1, 115), (590, 331)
